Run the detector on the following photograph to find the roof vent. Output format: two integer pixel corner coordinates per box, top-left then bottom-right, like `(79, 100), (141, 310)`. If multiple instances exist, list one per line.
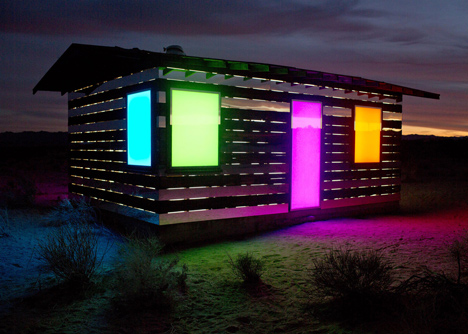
(164, 45), (185, 55)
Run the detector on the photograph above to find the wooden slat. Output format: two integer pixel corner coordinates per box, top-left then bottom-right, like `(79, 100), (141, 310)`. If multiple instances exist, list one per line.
(70, 167), (158, 187)
(322, 161), (401, 172)
(158, 174), (275, 189)
(323, 152), (351, 162)
(70, 183), (160, 213)
(323, 125), (351, 135)
(382, 119), (402, 130)
(323, 133), (350, 144)
(70, 150), (126, 161)
(69, 120), (126, 133)
(323, 143), (350, 154)
(322, 185), (400, 200)
(321, 193), (400, 209)
(159, 184), (288, 200)
(70, 176), (158, 200)
(221, 131), (288, 144)
(68, 98), (125, 117)
(69, 129), (126, 142)
(323, 115), (353, 126)
(221, 152), (287, 164)
(70, 141), (126, 150)
(223, 143), (288, 154)
(322, 177), (400, 190)
(323, 169), (400, 181)
(69, 108), (126, 126)
(381, 135), (401, 145)
(159, 204), (289, 225)
(70, 158), (128, 172)
(222, 108), (290, 123)
(222, 119), (288, 132)
(70, 183), (287, 213)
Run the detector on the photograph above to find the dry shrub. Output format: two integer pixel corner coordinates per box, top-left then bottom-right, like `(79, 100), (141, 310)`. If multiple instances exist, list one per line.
(114, 236), (188, 310)
(38, 221), (103, 288)
(399, 268), (468, 334)
(228, 252), (265, 284)
(46, 198), (96, 226)
(398, 234), (468, 333)
(38, 199), (104, 288)
(309, 248), (394, 303)
(448, 232), (468, 284)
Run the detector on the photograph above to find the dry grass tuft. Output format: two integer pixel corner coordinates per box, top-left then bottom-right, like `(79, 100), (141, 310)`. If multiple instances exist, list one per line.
(38, 221), (103, 288)
(309, 248), (395, 302)
(113, 236), (188, 310)
(227, 252), (265, 284)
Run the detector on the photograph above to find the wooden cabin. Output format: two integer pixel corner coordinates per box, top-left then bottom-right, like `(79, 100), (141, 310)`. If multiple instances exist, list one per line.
(34, 43), (439, 243)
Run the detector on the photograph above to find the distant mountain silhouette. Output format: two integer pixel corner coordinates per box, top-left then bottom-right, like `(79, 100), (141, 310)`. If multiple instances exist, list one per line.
(0, 131), (68, 147)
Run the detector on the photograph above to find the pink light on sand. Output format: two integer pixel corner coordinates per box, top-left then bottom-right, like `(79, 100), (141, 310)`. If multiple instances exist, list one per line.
(291, 100), (322, 210)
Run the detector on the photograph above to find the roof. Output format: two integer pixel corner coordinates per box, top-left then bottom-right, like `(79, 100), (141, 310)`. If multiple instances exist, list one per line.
(33, 43), (439, 100)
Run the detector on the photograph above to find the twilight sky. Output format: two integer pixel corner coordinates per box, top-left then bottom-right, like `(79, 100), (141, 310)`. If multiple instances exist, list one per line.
(1, 0), (467, 136)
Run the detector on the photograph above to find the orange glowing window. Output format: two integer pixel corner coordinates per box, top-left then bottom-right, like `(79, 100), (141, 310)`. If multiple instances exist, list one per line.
(354, 106), (381, 163)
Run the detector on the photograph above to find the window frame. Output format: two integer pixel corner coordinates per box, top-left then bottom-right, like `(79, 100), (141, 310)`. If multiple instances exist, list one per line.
(126, 88), (155, 171)
(167, 87), (222, 174)
(352, 105), (383, 167)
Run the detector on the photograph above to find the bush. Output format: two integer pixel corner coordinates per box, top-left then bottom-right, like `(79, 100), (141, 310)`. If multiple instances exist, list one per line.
(399, 268), (468, 334)
(309, 248), (394, 303)
(114, 236), (188, 309)
(46, 198), (96, 226)
(449, 233), (468, 284)
(38, 221), (103, 288)
(228, 252), (265, 284)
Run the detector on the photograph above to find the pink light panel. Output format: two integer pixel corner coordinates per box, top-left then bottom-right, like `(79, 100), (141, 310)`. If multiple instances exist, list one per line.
(291, 100), (322, 210)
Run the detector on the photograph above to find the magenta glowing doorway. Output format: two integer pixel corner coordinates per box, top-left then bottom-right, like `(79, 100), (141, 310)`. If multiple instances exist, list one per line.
(290, 100), (322, 210)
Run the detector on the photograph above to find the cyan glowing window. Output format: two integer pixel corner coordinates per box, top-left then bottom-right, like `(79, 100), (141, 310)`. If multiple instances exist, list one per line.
(355, 106), (381, 163)
(127, 90), (151, 167)
(171, 89), (220, 167)
(291, 100), (322, 210)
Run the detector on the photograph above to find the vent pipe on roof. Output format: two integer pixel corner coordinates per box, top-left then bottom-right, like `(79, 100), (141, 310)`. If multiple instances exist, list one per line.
(164, 45), (185, 55)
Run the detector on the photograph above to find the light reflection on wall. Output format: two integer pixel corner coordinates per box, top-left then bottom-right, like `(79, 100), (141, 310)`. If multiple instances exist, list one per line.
(127, 90), (151, 167)
(291, 100), (322, 210)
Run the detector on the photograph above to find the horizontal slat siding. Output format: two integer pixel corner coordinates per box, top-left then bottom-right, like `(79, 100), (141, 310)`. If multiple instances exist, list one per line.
(320, 114), (400, 205)
(67, 73), (402, 220)
(70, 183), (287, 214)
(69, 129), (126, 142)
(69, 108), (126, 126)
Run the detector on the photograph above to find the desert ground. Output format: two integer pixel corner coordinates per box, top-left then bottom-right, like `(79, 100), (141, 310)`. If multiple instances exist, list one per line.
(1, 133), (468, 333)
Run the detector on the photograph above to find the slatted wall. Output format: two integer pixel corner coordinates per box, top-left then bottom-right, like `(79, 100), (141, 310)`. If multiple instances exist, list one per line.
(321, 107), (402, 209)
(67, 67), (402, 225)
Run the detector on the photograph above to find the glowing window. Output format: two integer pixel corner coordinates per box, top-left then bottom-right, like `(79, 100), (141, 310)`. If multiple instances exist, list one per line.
(291, 100), (322, 210)
(127, 90), (151, 167)
(354, 106), (381, 163)
(170, 89), (220, 168)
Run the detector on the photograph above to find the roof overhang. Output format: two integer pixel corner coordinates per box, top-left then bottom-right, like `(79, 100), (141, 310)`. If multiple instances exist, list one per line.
(33, 43), (440, 100)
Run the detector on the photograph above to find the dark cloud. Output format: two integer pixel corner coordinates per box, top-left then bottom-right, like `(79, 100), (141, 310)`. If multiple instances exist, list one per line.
(0, 0), (383, 38)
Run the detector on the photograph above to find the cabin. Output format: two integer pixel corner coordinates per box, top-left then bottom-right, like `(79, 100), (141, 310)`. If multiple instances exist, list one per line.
(34, 43), (439, 243)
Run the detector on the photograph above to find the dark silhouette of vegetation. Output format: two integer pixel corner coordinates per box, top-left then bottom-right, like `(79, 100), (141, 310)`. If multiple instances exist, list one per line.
(113, 236), (187, 310)
(38, 199), (105, 288)
(227, 252), (265, 284)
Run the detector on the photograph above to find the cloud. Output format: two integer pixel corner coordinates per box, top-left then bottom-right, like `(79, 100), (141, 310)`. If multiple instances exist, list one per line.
(0, 0), (385, 38)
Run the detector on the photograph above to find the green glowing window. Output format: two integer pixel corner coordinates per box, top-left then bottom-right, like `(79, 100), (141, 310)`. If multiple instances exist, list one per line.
(170, 89), (220, 168)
